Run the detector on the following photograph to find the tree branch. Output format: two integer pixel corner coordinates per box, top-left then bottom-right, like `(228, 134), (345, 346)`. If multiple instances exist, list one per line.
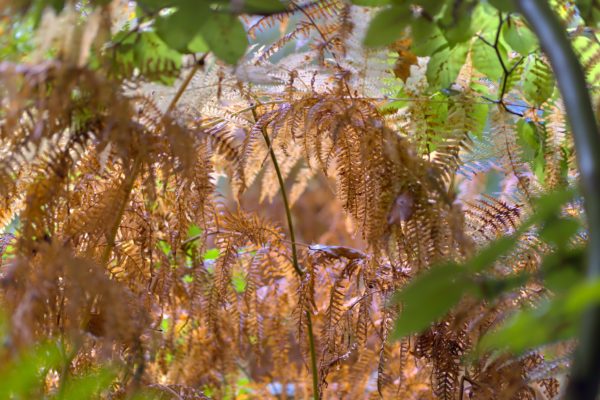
(515, 1), (600, 399)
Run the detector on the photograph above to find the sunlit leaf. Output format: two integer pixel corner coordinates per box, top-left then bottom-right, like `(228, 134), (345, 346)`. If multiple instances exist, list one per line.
(472, 38), (505, 82)
(502, 20), (538, 56)
(426, 42), (469, 89)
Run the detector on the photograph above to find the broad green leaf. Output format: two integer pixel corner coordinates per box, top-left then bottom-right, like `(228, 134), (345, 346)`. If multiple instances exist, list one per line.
(472, 38), (504, 81)
(523, 55), (554, 106)
(439, 4), (474, 45)
(539, 217), (580, 246)
(472, 2), (499, 35)
(391, 264), (475, 338)
(200, 13), (248, 64)
(363, 6), (412, 47)
(502, 20), (537, 56)
(529, 188), (575, 224)
(0, 343), (61, 398)
(410, 18), (447, 56)
(154, 1), (209, 53)
(564, 279), (600, 312)
(466, 235), (518, 272)
(426, 42), (469, 89)
(417, 0), (445, 15)
(488, 0), (516, 12)
(478, 279), (600, 355)
(477, 301), (575, 355)
(477, 273), (530, 300)
(58, 368), (115, 400)
(544, 259), (583, 294)
(187, 33), (209, 53)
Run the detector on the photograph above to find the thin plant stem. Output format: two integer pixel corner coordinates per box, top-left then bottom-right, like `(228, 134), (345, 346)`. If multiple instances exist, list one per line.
(251, 106), (320, 399)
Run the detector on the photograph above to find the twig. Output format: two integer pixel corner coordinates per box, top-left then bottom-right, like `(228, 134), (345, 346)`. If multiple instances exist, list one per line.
(476, 13), (525, 117)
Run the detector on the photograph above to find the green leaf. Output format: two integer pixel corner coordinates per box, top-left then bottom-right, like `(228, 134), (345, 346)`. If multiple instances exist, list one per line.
(523, 55), (554, 106)
(187, 33), (209, 53)
(112, 30), (182, 85)
(187, 224), (202, 239)
(472, 38), (505, 81)
(410, 18), (447, 56)
(391, 264), (475, 338)
(466, 235), (518, 272)
(517, 119), (545, 181)
(363, 6), (412, 47)
(157, 240), (172, 257)
(502, 20), (537, 56)
(154, 1), (209, 53)
(540, 217), (581, 247)
(564, 279), (600, 312)
(414, 0), (445, 16)
(529, 188), (575, 225)
(200, 13), (248, 64)
(58, 368), (115, 400)
(203, 248), (220, 261)
(160, 317), (170, 332)
(477, 301), (575, 355)
(0, 343), (61, 398)
(439, 3), (474, 45)
(470, 102), (489, 139)
(426, 42), (469, 89)
(488, 0), (516, 12)
(240, 0), (289, 13)
(478, 279), (600, 355)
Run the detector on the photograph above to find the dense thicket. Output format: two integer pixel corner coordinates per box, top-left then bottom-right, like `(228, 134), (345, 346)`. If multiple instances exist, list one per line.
(0, 0), (599, 399)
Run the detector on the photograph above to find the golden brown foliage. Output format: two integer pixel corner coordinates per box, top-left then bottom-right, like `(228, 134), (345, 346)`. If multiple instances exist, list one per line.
(0, 2), (579, 399)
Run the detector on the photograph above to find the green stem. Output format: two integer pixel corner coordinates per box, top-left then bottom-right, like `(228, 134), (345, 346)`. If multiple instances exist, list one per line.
(251, 107), (320, 399)
(516, 1), (600, 399)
